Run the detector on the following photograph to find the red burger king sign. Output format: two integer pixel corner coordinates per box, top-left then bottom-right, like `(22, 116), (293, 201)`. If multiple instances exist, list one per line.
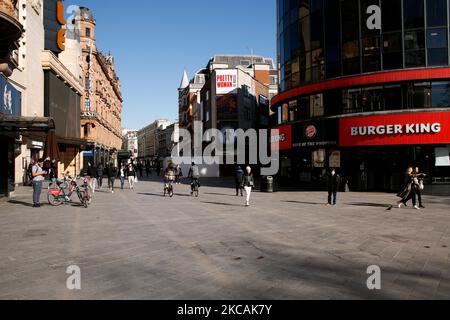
(340, 111), (450, 147)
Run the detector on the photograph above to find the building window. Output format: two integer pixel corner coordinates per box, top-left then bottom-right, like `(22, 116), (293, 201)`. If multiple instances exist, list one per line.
(85, 98), (91, 112)
(310, 94), (324, 117)
(282, 103), (289, 122)
(404, 0), (425, 30)
(432, 81), (450, 107)
(288, 100), (297, 122)
(85, 77), (91, 90)
(426, 0), (447, 27)
(383, 32), (403, 70)
(86, 27), (91, 38)
(427, 28), (448, 66)
(404, 30), (426, 67)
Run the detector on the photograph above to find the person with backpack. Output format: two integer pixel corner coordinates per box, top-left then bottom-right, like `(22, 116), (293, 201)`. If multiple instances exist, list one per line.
(188, 162), (200, 196)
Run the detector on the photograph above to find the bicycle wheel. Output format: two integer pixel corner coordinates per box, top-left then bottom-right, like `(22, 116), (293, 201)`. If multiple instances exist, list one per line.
(169, 187), (174, 198)
(194, 188), (199, 198)
(48, 193), (63, 206)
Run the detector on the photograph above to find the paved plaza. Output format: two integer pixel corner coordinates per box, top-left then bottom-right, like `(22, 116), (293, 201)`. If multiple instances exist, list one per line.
(0, 177), (450, 300)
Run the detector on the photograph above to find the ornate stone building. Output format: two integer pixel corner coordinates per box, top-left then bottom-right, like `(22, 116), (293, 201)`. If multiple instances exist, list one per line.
(77, 7), (123, 166)
(0, 0), (22, 77)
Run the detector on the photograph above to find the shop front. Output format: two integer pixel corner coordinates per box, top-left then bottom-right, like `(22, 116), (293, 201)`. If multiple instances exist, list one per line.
(340, 111), (450, 193)
(272, 111), (450, 194)
(1, 75), (55, 197)
(272, 120), (341, 190)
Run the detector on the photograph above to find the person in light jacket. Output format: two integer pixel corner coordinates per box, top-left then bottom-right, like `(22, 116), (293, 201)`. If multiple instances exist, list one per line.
(241, 166), (255, 207)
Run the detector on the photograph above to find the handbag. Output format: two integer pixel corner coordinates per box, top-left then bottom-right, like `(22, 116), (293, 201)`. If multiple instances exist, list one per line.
(419, 180), (425, 191)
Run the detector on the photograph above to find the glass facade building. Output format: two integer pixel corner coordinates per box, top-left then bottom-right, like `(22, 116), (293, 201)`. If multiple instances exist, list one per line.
(272, 0), (450, 192)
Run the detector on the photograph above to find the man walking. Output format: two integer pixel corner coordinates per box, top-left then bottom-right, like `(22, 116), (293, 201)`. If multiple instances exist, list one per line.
(106, 163), (117, 194)
(234, 164), (244, 197)
(96, 163), (104, 190)
(327, 168), (341, 206)
(31, 158), (47, 208)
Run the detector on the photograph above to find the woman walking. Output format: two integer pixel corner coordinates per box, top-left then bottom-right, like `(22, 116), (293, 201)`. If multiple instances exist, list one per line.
(241, 166), (255, 207)
(397, 167), (420, 210)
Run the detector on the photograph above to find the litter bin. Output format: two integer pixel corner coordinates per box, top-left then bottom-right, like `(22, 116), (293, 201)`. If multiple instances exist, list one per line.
(261, 176), (274, 193)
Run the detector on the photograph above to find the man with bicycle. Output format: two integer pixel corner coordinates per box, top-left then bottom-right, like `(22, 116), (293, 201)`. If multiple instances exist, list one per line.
(164, 163), (176, 196)
(188, 162), (200, 196)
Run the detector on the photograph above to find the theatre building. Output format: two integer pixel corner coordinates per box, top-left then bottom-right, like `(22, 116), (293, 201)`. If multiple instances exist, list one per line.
(271, 0), (450, 194)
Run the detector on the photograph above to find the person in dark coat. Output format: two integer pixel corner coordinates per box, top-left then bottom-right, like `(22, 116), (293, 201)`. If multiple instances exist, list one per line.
(234, 164), (244, 197)
(327, 168), (341, 206)
(106, 163), (117, 193)
(241, 166), (255, 207)
(96, 164), (104, 189)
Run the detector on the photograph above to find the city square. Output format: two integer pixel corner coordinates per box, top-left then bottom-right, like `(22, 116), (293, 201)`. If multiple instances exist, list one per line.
(2, 0), (450, 305)
(1, 178), (449, 300)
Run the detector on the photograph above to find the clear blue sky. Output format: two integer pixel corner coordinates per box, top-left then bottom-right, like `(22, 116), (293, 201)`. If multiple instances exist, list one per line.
(65, 0), (277, 130)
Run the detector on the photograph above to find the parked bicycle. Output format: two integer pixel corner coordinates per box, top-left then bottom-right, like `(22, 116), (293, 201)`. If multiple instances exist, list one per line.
(48, 174), (91, 208)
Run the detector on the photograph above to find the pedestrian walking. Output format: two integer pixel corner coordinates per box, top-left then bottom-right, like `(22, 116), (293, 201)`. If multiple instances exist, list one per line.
(241, 166), (254, 207)
(128, 163), (136, 189)
(234, 164), (244, 197)
(397, 167), (420, 210)
(106, 163), (117, 193)
(31, 158), (47, 208)
(86, 161), (97, 194)
(145, 161), (151, 177)
(156, 163), (161, 177)
(96, 163), (104, 190)
(413, 167), (427, 209)
(119, 164), (126, 190)
(188, 162), (200, 196)
(327, 168), (341, 206)
(48, 159), (58, 186)
(175, 164), (183, 184)
(138, 162), (143, 178)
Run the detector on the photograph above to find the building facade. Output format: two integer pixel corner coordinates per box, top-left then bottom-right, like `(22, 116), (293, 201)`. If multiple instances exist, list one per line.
(137, 119), (173, 163)
(177, 55), (278, 177)
(271, 0), (450, 193)
(122, 129), (138, 158)
(77, 7), (123, 167)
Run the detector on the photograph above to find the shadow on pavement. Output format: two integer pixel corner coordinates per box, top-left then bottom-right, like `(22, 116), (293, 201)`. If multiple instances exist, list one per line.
(8, 200), (34, 207)
(138, 193), (165, 198)
(282, 200), (326, 205)
(348, 202), (392, 208)
(205, 192), (241, 198)
(201, 201), (244, 208)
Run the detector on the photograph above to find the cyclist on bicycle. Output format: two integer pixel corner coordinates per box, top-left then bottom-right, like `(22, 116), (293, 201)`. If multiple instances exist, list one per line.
(164, 163), (176, 191)
(188, 162), (200, 196)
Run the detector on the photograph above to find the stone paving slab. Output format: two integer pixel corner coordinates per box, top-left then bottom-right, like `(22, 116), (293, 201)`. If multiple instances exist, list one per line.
(1, 177), (450, 299)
